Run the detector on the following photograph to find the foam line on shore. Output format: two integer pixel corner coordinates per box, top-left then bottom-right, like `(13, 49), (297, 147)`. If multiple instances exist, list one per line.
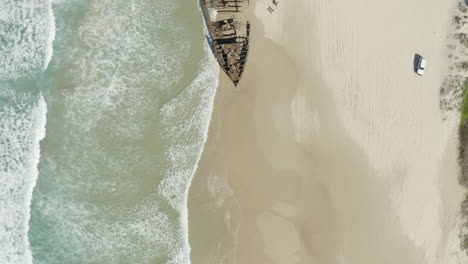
(159, 41), (219, 263)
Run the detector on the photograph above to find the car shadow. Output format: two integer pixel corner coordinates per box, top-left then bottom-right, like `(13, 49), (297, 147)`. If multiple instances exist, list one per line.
(413, 53), (422, 74)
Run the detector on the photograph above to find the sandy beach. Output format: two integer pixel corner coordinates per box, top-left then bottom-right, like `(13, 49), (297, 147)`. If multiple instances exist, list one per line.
(189, 0), (468, 263)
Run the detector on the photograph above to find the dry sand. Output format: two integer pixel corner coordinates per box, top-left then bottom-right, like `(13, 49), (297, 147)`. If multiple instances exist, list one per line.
(189, 0), (468, 263)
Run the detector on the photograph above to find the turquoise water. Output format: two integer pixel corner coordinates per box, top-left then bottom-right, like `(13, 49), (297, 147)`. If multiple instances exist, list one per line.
(0, 0), (218, 263)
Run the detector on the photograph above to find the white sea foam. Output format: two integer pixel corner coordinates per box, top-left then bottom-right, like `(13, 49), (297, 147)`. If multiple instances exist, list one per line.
(31, 190), (178, 264)
(61, 0), (183, 133)
(44, 0), (56, 71)
(0, 88), (47, 264)
(0, 0), (56, 79)
(159, 41), (219, 263)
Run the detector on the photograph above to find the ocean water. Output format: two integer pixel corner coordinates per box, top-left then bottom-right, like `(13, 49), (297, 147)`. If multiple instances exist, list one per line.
(0, 0), (218, 263)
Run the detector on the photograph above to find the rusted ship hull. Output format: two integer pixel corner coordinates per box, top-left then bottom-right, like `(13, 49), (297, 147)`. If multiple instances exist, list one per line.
(200, 0), (250, 86)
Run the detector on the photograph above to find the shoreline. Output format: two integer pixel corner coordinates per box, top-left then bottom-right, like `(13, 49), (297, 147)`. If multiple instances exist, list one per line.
(189, 0), (468, 263)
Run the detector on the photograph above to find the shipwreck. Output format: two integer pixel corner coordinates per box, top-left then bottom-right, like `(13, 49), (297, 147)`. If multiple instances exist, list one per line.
(200, 0), (250, 86)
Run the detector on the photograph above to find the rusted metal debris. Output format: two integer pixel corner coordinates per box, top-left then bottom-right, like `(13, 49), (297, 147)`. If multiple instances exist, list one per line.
(200, 0), (250, 86)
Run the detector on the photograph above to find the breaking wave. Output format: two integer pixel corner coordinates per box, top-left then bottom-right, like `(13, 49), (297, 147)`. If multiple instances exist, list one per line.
(0, 0), (54, 263)
(0, 86), (47, 264)
(0, 0), (55, 79)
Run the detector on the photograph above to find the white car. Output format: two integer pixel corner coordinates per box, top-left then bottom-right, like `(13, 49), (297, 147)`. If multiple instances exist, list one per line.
(416, 57), (427, 75)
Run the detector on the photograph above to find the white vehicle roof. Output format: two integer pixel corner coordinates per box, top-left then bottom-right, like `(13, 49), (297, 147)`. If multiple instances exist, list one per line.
(419, 58), (427, 68)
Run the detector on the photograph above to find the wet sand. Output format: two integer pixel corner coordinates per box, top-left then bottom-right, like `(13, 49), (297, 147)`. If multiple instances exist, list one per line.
(189, 0), (468, 263)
